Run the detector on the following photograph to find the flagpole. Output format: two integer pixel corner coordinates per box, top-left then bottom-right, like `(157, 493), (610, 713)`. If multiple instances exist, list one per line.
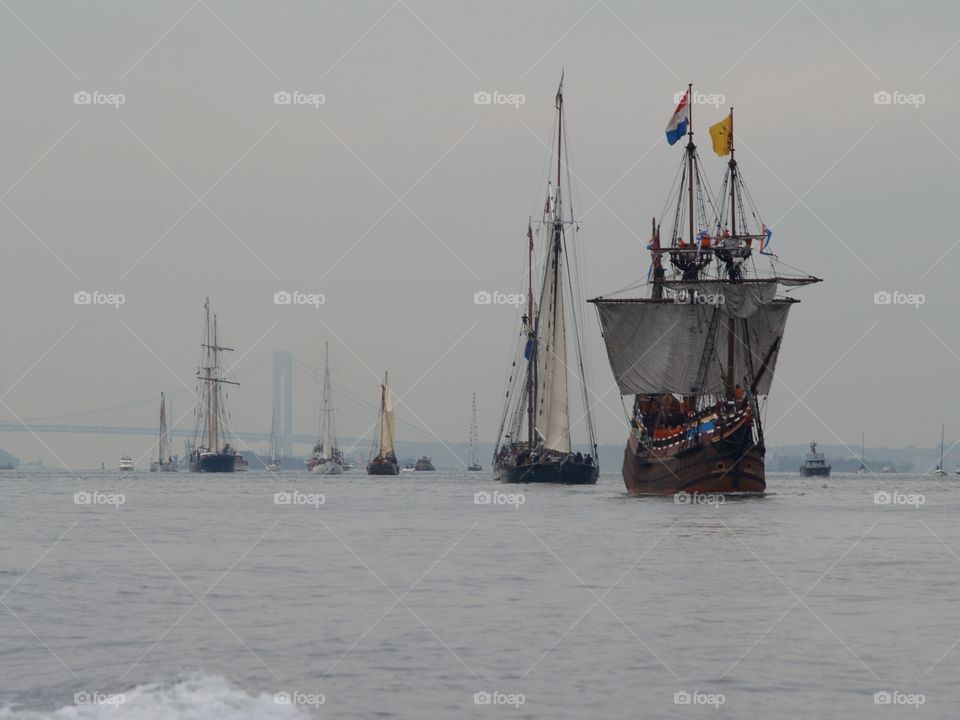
(686, 82), (695, 248)
(729, 106), (736, 237)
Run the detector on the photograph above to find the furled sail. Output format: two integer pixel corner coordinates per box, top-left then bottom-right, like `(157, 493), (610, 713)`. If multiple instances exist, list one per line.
(380, 374), (396, 455)
(593, 297), (793, 396)
(537, 225), (571, 453)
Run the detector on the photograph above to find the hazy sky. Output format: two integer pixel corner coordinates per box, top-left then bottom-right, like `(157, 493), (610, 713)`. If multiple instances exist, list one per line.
(2, 0), (959, 467)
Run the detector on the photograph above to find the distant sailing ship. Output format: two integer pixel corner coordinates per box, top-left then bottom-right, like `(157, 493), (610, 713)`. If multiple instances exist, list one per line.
(493, 75), (599, 485)
(467, 391), (482, 472)
(190, 298), (238, 473)
(367, 372), (399, 475)
(591, 87), (819, 494)
(266, 411), (281, 471)
(799, 441), (830, 477)
(150, 391), (178, 472)
(307, 342), (343, 475)
(934, 424), (947, 476)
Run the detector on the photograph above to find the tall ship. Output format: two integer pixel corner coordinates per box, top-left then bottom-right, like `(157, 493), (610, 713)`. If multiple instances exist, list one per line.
(189, 298), (239, 473)
(590, 88), (819, 495)
(150, 391), (178, 472)
(493, 75), (599, 485)
(307, 342), (343, 475)
(799, 441), (830, 477)
(367, 372), (399, 475)
(467, 391), (482, 472)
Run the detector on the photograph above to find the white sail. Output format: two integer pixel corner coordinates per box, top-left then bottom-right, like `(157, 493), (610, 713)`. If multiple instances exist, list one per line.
(593, 299), (792, 396)
(380, 373), (396, 455)
(537, 218), (571, 454)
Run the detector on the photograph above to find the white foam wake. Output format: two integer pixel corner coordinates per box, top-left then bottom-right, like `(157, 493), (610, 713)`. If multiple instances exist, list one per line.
(0, 673), (316, 720)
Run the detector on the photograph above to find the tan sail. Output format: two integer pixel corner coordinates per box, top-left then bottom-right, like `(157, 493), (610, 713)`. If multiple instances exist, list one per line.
(379, 372), (396, 456)
(537, 210), (570, 453)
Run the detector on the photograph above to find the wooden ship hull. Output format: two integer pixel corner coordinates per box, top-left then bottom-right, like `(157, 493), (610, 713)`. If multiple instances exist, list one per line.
(497, 459), (598, 485)
(622, 408), (764, 495)
(367, 460), (399, 476)
(190, 452), (236, 473)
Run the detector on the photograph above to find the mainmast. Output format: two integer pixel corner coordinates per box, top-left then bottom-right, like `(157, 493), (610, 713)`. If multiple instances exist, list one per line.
(685, 82), (695, 248)
(526, 220), (536, 450)
(724, 107), (737, 395)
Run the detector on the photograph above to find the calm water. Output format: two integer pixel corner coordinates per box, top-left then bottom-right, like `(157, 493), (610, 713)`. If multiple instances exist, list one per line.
(1, 469), (958, 719)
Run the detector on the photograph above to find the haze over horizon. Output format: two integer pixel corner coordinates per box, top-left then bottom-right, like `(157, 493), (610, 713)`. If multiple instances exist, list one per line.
(3, 0), (960, 468)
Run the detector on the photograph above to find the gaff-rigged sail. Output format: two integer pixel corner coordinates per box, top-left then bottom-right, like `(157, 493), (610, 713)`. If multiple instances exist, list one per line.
(379, 373), (396, 456)
(537, 194), (571, 453)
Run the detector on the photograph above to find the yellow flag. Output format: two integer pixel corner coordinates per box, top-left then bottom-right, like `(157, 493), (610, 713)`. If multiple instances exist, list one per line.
(709, 113), (732, 157)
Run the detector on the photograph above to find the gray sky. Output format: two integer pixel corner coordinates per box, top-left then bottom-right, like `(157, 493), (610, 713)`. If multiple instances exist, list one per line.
(2, 0), (959, 467)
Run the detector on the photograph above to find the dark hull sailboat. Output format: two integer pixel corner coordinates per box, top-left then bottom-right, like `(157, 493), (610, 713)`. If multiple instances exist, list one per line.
(190, 452), (236, 473)
(367, 372), (400, 477)
(591, 88), (819, 496)
(492, 75), (599, 486)
(367, 460), (399, 475)
(498, 458), (598, 485)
